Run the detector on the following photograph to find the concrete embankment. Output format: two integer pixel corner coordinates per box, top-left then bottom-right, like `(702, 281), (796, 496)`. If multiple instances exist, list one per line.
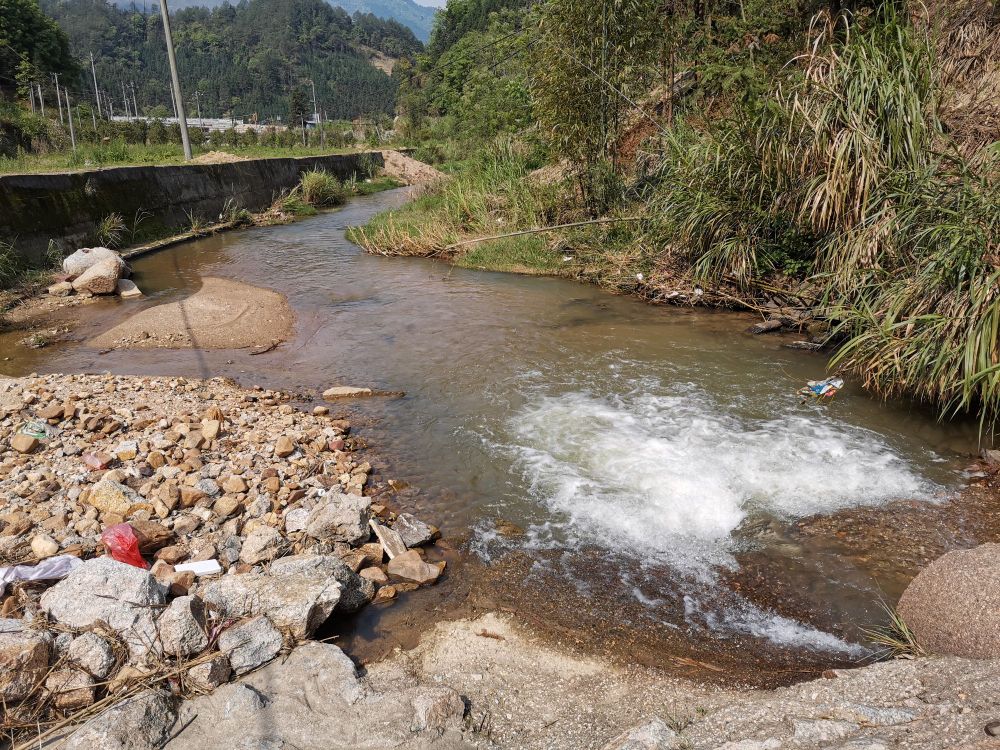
(0, 151), (384, 263)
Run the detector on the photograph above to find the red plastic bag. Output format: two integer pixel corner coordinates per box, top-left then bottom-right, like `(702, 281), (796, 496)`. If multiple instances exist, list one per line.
(100, 523), (148, 569)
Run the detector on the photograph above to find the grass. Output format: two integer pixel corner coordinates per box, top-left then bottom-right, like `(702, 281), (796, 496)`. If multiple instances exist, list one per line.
(861, 600), (925, 659)
(457, 235), (564, 274)
(300, 169), (347, 207)
(0, 141), (365, 176)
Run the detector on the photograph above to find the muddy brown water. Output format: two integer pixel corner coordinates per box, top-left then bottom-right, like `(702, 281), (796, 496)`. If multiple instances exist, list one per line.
(2, 187), (993, 684)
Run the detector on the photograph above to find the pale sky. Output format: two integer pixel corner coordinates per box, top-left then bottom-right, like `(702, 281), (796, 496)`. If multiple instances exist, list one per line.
(414, 0), (447, 6)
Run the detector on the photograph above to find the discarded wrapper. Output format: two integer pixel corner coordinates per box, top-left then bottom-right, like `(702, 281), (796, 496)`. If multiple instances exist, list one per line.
(174, 559), (223, 576)
(798, 376), (844, 403)
(0, 554), (82, 596)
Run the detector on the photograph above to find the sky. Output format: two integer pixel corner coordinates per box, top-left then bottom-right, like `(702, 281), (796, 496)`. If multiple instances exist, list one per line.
(414, 0), (447, 6)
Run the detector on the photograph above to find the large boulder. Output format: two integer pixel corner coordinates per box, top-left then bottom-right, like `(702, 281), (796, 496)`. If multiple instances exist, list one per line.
(202, 554), (346, 638)
(72, 259), (123, 295)
(63, 246), (127, 278)
(897, 543), (1000, 658)
(218, 616), (282, 675)
(40, 557), (167, 660)
(165, 642), (467, 750)
(305, 492), (371, 545)
(64, 689), (176, 750)
(270, 554), (374, 614)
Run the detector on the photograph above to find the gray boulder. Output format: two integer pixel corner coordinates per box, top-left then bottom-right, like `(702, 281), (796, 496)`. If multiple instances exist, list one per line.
(68, 632), (116, 679)
(202, 555), (344, 639)
(62, 246), (127, 278)
(898, 543), (1000, 658)
(218, 616), (282, 675)
(157, 596), (209, 658)
(305, 492), (371, 545)
(165, 642), (468, 750)
(602, 718), (681, 750)
(239, 525), (285, 565)
(64, 689), (176, 750)
(270, 554), (374, 614)
(40, 557), (167, 660)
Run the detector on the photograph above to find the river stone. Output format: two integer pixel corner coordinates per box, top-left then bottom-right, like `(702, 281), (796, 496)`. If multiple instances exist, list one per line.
(117, 278), (143, 299)
(86, 479), (141, 517)
(393, 513), (434, 548)
(72, 258), (122, 295)
(158, 596), (209, 658)
(898, 543), (1000, 658)
(44, 669), (96, 710)
(218, 616), (282, 674)
(305, 492), (371, 545)
(68, 632), (116, 679)
(64, 689), (176, 750)
(48, 281), (74, 297)
(62, 246), (127, 278)
(271, 554), (373, 614)
(0, 630), (52, 701)
(602, 718), (681, 750)
(322, 386), (374, 400)
(40, 557), (167, 659)
(239, 525), (284, 565)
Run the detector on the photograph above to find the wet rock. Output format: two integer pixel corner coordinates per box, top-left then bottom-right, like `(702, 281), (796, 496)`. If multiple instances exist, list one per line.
(63, 688), (176, 750)
(601, 718), (681, 750)
(187, 654), (231, 691)
(0, 630), (51, 701)
(305, 492), (371, 545)
(158, 596), (209, 658)
(11, 432), (39, 454)
(40, 557), (166, 659)
(72, 259), (122, 295)
(898, 543), (1000, 658)
(359, 566), (388, 585)
(67, 632), (116, 679)
(322, 386), (374, 400)
(117, 278), (143, 299)
(62, 246), (127, 278)
(393, 513), (434, 548)
(44, 669), (96, 710)
(239, 525), (284, 565)
(386, 550), (443, 586)
(218, 616), (282, 675)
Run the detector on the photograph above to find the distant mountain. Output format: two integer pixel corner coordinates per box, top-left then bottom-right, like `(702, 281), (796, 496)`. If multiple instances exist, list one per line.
(112, 0), (437, 41)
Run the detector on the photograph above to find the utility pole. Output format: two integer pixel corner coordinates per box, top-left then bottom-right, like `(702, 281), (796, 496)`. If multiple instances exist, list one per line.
(54, 74), (64, 125)
(169, 84), (177, 119)
(122, 80), (131, 120)
(158, 0), (192, 159)
(131, 83), (139, 119)
(195, 90), (202, 127)
(65, 89), (76, 153)
(90, 52), (101, 117)
(37, 84), (45, 117)
(310, 79), (318, 125)
(27, 85), (35, 114)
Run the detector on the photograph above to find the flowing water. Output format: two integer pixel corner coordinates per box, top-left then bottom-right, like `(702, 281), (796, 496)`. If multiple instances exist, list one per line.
(2, 187), (988, 680)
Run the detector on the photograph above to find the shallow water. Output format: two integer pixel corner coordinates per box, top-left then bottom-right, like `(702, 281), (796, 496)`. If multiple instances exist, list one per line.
(2, 187), (986, 671)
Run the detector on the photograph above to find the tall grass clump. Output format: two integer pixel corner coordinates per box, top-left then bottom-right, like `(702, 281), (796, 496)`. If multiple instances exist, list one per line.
(299, 169), (346, 207)
(351, 138), (559, 261)
(644, 7), (1000, 423)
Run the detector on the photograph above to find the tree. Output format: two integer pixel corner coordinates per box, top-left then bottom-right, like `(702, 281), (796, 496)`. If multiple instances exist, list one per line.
(0, 0), (76, 93)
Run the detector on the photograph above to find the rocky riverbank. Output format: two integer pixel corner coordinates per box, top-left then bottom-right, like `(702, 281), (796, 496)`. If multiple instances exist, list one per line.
(0, 372), (444, 746)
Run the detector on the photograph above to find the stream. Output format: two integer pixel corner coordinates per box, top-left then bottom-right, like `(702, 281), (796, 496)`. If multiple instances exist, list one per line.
(1, 187), (988, 682)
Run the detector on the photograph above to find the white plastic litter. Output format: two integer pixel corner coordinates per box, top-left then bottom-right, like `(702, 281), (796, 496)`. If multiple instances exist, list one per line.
(0, 555), (82, 596)
(174, 559), (223, 576)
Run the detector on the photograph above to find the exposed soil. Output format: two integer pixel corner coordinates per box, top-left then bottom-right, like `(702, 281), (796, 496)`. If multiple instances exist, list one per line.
(381, 150), (446, 185)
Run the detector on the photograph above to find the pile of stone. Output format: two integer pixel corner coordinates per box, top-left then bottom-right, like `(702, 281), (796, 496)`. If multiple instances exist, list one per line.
(0, 372), (443, 737)
(47, 247), (142, 299)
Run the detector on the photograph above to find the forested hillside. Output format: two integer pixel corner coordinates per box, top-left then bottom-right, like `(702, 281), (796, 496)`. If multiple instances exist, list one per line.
(111, 0), (438, 42)
(365, 0), (1000, 424)
(39, 0), (420, 120)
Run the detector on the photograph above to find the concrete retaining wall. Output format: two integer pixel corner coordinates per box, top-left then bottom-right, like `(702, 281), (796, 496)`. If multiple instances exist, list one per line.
(0, 152), (384, 263)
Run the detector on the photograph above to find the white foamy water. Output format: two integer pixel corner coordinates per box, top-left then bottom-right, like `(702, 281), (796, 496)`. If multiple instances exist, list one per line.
(507, 385), (933, 575)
